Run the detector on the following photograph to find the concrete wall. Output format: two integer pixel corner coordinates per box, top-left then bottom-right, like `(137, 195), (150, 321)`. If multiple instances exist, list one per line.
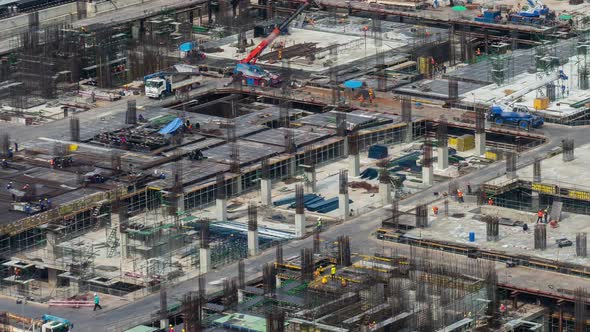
(480, 205), (537, 224)
(91, 0), (149, 16)
(0, 3), (77, 40)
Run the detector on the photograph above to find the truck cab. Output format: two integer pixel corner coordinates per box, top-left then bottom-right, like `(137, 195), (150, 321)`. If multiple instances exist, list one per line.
(145, 77), (168, 99)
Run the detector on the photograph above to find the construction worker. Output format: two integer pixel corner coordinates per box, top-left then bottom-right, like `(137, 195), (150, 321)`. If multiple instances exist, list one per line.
(488, 198), (494, 206)
(317, 217), (323, 232)
(476, 48), (481, 56)
(543, 208), (549, 223)
(523, 223), (529, 232)
(341, 278), (347, 287)
(330, 265), (336, 280)
(6, 181), (12, 190)
(93, 293), (102, 311)
(536, 209), (544, 223)
(432, 206), (439, 216)
(457, 189), (464, 203)
(368, 89), (374, 104)
(169, 324), (174, 332)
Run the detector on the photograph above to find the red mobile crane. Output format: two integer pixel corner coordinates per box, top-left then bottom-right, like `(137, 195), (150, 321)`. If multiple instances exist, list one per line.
(233, 1), (310, 87)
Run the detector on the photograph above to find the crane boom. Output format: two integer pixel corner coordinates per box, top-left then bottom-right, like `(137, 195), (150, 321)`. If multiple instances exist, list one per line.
(240, 1), (310, 64)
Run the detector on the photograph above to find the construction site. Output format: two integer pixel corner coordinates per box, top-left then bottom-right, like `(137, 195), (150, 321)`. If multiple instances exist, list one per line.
(0, 0), (589, 331)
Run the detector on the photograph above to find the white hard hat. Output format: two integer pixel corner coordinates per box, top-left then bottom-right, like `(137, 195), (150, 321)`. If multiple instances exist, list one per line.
(94, 293), (97, 296)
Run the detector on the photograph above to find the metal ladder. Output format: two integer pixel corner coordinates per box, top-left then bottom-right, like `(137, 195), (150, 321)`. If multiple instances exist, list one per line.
(106, 228), (119, 257)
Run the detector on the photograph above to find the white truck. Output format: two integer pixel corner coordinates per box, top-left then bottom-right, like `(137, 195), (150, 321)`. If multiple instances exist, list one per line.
(144, 64), (201, 99)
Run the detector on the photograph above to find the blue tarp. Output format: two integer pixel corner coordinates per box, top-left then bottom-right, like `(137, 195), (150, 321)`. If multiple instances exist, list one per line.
(344, 80), (363, 89)
(179, 42), (194, 52)
(159, 118), (183, 135)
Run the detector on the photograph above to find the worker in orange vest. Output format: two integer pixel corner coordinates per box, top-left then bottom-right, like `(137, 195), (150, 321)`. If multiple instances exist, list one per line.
(457, 189), (464, 203)
(432, 206), (439, 216)
(488, 198), (494, 206)
(476, 48), (481, 56)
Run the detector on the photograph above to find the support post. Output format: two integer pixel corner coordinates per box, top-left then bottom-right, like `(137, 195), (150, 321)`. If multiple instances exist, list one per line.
(437, 146), (448, 170)
(260, 179), (272, 206)
(295, 214), (305, 238)
(199, 248), (211, 274)
(120, 231), (128, 259)
(216, 198), (227, 221)
(348, 154), (360, 177)
(379, 182), (391, 206)
(475, 133), (486, 156)
(422, 166), (433, 186)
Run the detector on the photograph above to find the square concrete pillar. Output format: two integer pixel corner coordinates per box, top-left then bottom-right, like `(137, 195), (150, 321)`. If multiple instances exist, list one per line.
(379, 182), (391, 206)
(348, 154), (360, 177)
(289, 157), (297, 177)
(260, 179), (272, 206)
(120, 232), (128, 259)
(248, 230), (259, 256)
(216, 198), (227, 221)
(437, 147), (448, 170)
(405, 123), (413, 143)
(339, 193), (349, 220)
(199, 248), (211, 274)
(422, 166), (433, 186)
(342, 136), (349, 156)
(475, 133), (486, 156)
(176, 193), (185, 213)
(46, 230), (58, 261)
(70, 279), (80, 295)
(236, 175), (243, 194)
(295, 214), (306, 238)
(304, 169), (316, 193)
(160, 319), (169, 330)
(531, 191), (540, 212)
(48, 268), (58, 288)
(238, 289), (244, 303)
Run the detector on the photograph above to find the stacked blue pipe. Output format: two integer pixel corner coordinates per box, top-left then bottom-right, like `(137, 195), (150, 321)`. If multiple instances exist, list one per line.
(360, 168), (378, 180)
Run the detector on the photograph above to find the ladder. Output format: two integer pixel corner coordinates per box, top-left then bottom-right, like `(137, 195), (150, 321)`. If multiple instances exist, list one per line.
(106, 228), (119, 257)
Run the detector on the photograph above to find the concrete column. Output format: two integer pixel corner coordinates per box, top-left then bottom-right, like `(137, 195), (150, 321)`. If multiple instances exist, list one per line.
(339, 193), (349, 220)
(160, 319), (169, 330)
(348, 154), (360, 177)
(295, 213), (306, 238)
(48, 268), (58, 288)
(475, 133), (486, 156)
(422, 166), (433, 186)
(176, 193), (185, 213)
(46, 230), (57, 261)
(405, 122), (413, 143)
(276, 275), (282, 288)
(342, 136), (349, 156)
(120, 232), (128, 259)
(379, 182), (391, 206)
(437, 147), (448, 170)
(216, 198), (227, 221)
(289, 157), (297, 177)
(531, 191), (540, 211)
(238, 289), (244, 303)
(304, 168), (316, 193)
(248, 230), (259, 256)
(199, 248), (211, 274)
(260, 179), (272, 206)
(236, 175), (243, 194)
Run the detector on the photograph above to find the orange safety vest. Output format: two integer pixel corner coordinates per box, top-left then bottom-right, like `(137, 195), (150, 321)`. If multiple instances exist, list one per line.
(537, 211), (543, 217)
(457, 191), (463, 198)
(488, 199), (493, 205)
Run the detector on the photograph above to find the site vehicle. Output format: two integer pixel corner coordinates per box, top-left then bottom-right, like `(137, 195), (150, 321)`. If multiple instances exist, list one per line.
(144, 65), (201, 99)
(556, 238), (572, 248)
(233, 1), (310, 87)
(41, 315), (73, 332)
(489, 104), (544, 130)
(509, 0), (555, 24)
(490, 69), (567, 130)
